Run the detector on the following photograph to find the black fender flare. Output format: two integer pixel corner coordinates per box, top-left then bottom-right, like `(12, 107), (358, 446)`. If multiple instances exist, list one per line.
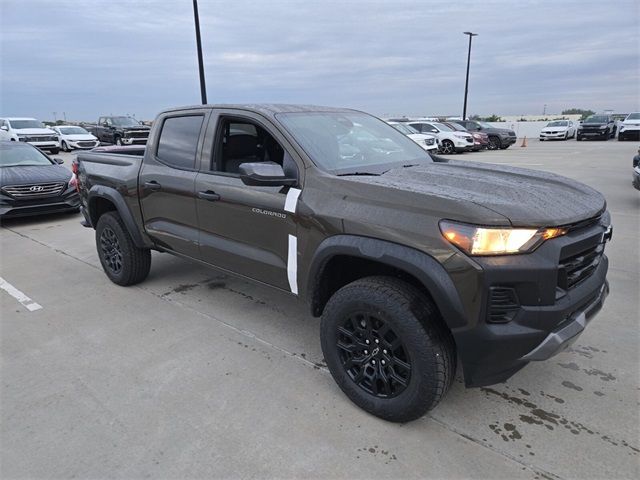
(307, 235), (468, 330)
(87, 185), (147, 248)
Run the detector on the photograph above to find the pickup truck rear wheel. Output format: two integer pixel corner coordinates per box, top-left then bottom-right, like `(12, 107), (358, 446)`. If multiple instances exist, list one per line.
(96, 211), (151, 286)
(320, 276), (455, 422)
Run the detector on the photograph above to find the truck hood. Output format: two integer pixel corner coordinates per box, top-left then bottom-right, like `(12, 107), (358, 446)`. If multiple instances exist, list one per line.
(0, 164), (71, 187)
(348, 160), (606, 227)
(12, 128), (56, 135)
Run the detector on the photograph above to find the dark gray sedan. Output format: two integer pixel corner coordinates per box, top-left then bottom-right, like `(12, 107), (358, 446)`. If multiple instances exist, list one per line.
(0, 142), (80, 218)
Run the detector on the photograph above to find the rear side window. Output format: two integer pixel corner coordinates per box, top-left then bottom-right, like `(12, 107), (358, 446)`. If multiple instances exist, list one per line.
(156, 115), (204, 169)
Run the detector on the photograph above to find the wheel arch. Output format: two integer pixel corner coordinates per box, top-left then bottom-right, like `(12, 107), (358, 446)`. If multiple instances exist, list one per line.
(307, 235), (468, 331)
(87, 186), (147, 248)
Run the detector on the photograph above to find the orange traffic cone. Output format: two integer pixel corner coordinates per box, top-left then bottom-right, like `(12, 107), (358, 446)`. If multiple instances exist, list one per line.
(520, 136), (528, 147)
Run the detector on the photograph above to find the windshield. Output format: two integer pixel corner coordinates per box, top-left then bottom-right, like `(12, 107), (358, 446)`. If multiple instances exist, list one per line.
(0, 144), (53, 167)
(433, 122), (454, 132)
(446, 123), (467, 132)
(9, 119), (45, 129)
(584, 116), (609, 123)
(547, 121), (568, 127)
(626, 113), (640, 120)
(477, 121), (494, 129)
(277, 112), (432, 175)
(111, 117), (141, 127)
(58, 126), (90, 134)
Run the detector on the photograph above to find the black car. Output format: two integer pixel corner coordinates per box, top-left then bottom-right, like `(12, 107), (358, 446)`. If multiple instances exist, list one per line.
(87, 116), (150, 146)
(0, 142), (80, 218)
(577, 114), (616, 141)
(451, 120), (517, 150)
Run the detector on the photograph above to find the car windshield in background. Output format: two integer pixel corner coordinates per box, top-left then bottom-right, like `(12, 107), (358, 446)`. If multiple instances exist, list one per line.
(59, 127), (89, 134)
(0, 144), (53, 167)
(277, 112), (432, 175)
(547, 121), (568, 127)
(433, 122), (454, 132)
(584, 116), (608, 123)
(112, 117), (141, 127)
(9, 120), (45, 129)
(478, 121), (495, 129)
(391, 123), (418, 135)
(626, 113), (640, 120)
(447, 123), (467, 131)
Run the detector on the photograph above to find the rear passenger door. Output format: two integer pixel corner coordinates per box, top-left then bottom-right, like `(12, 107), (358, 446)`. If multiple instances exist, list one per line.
(194, 111), (302, 293)
(139, 110), (208, 257)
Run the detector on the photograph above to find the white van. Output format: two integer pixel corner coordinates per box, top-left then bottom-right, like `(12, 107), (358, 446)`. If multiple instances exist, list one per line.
(0, 117), (60, 153)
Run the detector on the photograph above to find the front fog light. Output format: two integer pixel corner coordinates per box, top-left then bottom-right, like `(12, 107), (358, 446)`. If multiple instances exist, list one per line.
(439, 220), (567, 255)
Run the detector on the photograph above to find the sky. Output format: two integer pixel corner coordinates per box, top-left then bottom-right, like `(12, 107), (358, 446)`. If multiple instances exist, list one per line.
(1, 0), (638, 122)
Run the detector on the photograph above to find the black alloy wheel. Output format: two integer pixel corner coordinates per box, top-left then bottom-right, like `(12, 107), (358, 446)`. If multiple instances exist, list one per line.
(440, 140), (455, 154)
(337, 312), (411, 398)
(488, 136), (501, 150)
(99, 225), (123, 275)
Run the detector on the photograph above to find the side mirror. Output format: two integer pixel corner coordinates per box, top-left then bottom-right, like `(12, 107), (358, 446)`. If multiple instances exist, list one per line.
(0, 126), (7, 131)
(239, 162), (296, 187)
(53, 158), (64, 164)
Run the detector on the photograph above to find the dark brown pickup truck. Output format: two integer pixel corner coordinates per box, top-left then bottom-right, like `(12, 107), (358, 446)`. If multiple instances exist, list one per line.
(75, 104), (611, 422)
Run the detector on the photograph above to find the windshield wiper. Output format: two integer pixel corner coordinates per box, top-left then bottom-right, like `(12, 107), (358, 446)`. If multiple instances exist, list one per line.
(337, 172), (381, 177)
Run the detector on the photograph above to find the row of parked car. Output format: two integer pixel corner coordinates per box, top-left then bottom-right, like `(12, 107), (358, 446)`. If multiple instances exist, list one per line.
(0, 115), (150, 154)
(386, 118), (517, 154)
(539, 113), (640, 141)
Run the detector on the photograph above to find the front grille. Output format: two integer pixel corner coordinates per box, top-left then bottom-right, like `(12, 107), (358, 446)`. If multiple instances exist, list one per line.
(2, 182), (65, 198)
(508, 132), (516, 137)
(487, 287), (520, 323)
(558, 244), (604, 290)
(77, 141), (96, 147)
(22, 136), (57, 142)
(125, 130), (149, 139)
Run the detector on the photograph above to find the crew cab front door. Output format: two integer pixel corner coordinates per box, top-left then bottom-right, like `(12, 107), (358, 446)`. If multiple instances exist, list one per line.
(194, 112), (302, 293)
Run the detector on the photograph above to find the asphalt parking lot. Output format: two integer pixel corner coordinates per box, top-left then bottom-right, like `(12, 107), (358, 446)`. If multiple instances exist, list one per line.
(1, 139), (638, 479)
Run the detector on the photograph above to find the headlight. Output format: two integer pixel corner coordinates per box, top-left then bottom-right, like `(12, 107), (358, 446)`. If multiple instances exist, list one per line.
(439, 220), (567, 255)
(599, 125), (607, 129)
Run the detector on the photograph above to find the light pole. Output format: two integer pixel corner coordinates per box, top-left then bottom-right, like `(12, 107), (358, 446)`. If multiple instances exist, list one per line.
(192, 0), (207, 105)
(462, 32), (478, 121)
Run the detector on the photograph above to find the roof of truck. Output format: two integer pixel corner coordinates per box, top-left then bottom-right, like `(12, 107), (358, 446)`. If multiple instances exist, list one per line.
(161, 104), (359, 117)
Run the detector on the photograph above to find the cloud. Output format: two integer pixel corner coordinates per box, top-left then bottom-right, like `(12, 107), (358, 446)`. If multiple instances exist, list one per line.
(1, 0), (638, 121)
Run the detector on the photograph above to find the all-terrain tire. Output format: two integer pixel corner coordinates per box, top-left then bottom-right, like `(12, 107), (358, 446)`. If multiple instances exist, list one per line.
(320, 276), (456, 423)
(95, 211), (151, 286)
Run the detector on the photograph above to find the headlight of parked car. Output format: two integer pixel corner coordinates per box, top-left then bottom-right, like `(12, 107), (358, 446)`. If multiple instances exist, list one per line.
(599, 125), (607, 129)
(439, 220), (567, 255)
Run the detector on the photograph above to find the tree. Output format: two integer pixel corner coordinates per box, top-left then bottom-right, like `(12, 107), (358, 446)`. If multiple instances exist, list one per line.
(482, 114), (503, 122)
(562, 108), (594, 120)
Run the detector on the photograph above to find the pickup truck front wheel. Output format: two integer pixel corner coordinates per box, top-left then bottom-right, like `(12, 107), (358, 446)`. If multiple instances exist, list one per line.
(320, 276), (455, 422)
(96, 211), (151, 286)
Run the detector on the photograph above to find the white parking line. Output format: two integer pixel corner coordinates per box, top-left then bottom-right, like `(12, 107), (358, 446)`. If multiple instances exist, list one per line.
(0, 277), (42, 312)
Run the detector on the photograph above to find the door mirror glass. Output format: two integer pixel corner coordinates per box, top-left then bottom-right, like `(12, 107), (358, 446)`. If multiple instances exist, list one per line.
(239, 162), (296, 186)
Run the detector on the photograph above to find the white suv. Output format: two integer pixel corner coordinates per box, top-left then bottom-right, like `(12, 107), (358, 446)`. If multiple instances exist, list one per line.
(618, 113), (640, 141)
(406, 121), (474, 154)
(0, 117), (60, 153)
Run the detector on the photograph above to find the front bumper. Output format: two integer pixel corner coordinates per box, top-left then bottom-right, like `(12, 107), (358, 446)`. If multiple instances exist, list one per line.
(619, 128), (640, 141)
(500, 135), (517, 146)
(69, 140), (100, 149)
(451, 213), (611, 387)
(122, 137), (148, 145)
(540, 131), (569, 140)
(0, 188), (80, 218)
(578, 129), (608, 139)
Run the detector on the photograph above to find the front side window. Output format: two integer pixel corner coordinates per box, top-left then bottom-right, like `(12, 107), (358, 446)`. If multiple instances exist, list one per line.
(278, 111), (432, 175)
(214, 118), (287, 175)
(626, 113), (640, 120)
(156, 115), (204, 169)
